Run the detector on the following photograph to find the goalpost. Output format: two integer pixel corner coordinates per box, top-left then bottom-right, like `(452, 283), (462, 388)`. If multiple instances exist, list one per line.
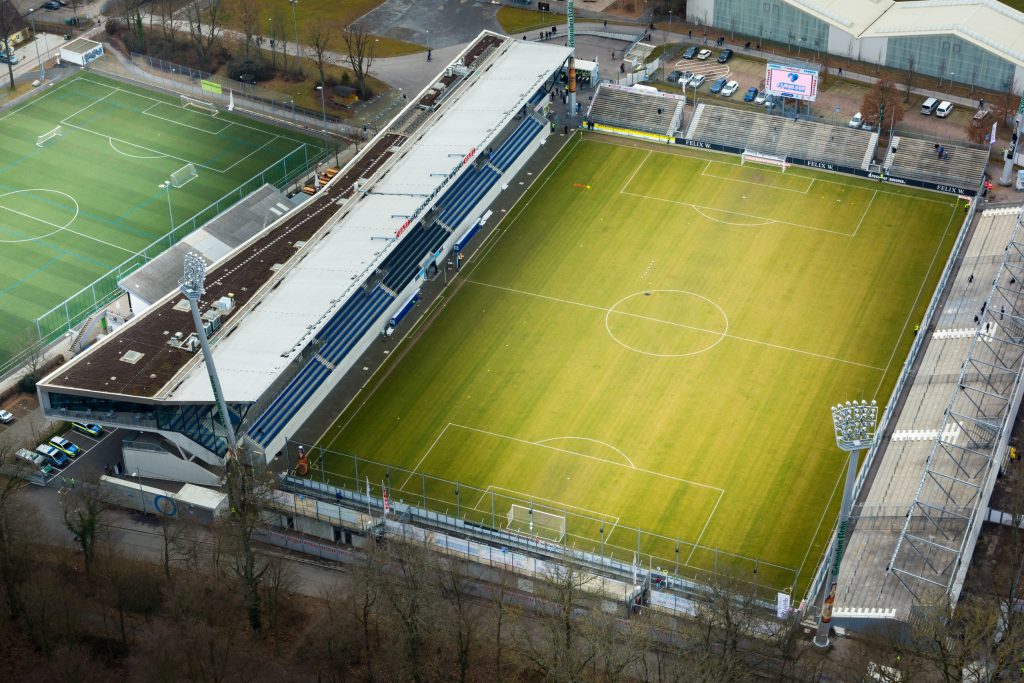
(36, 126), (63, 147)
(181, 94), (219, 117)
(170, 162), (199, 188)
(507, 503), (566, 542)
(741, 150), (790, 172)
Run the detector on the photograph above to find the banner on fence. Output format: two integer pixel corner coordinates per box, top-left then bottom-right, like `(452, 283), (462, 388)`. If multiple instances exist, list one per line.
(201, 80), (223, 95)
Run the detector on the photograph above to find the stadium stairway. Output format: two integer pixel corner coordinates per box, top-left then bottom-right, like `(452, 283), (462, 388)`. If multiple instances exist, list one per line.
(684, 103), (704, 140)
(379, 222), (450, 292)
(249, 287), (395, 446)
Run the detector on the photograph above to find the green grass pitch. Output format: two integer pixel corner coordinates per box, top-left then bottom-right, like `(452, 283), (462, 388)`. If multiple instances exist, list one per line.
(0, 72), (320, 366)
(314, 134), (961, 596)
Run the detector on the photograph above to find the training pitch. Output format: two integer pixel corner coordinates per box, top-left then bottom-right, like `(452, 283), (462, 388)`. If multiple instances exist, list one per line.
(0, 73), (318, 367)
(314, 134), (961, 596)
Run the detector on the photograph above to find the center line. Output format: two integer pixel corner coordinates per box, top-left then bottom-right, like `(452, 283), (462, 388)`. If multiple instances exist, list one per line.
(467, 280), (885, 370)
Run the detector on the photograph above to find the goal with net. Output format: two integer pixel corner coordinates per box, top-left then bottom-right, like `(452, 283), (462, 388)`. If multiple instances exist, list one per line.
(181, 94), (219, 117)
(170, 163), (198, 188)
(36, 126), (62, 147)
(507, 503), (566, 542)
(741, 150), (789, 171)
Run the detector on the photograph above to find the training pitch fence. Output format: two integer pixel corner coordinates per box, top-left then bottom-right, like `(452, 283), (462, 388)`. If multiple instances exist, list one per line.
(286, 439), (799, 604)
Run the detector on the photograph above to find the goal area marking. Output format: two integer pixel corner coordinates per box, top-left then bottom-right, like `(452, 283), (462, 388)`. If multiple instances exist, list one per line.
(36, 126), (62, 147)
(181, 94), (219, 117)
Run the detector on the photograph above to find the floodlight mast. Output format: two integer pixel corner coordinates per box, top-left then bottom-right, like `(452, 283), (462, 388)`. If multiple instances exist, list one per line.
(813, 400), (877, 648)
(180, 252), (238, 455)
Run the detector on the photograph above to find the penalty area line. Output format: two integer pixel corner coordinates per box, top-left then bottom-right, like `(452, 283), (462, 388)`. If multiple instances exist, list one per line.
(685, 489), (724, 565)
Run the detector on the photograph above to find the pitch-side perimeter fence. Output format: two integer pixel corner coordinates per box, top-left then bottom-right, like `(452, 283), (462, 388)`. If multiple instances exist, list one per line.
(800, 195), (980, 616)
(285, 439), (798, 606)
(0, 142), (329, 381)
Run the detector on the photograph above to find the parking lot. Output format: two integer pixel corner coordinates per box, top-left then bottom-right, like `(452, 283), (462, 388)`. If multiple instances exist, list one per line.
(41, 424), (117, 486)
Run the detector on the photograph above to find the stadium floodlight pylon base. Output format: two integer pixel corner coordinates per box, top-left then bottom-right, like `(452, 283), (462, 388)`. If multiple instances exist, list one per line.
(507, 503), (566, 542)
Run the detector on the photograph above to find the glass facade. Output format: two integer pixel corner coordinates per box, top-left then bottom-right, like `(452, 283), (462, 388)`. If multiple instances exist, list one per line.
(45, 391), (247, 458)
(714, 0), (829, 54)
(885, 35), (1015, 93)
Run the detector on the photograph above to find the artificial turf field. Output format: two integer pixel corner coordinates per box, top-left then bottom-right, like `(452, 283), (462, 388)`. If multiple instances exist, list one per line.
(314, 133), (962, 596)
(0, 72), (319, 367)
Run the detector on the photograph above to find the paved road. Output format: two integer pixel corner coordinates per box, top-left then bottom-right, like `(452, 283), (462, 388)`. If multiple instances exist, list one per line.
(356, 0), (503, 49)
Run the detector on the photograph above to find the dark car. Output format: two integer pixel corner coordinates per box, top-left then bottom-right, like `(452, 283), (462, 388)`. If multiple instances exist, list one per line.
(667, 70), (683, 83)
(709, 77), (728, 94)
(717, 49), (734, 64)
(743, 87), (758, 102)
(682, 46), (699, 60)
(42, 0), (61, 9)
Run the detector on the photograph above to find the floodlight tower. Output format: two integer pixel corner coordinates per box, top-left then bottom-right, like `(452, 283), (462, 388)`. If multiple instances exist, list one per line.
(180, 252), (238, 455)
(566, 0), (576, 118)
(813, 400), (877, 648)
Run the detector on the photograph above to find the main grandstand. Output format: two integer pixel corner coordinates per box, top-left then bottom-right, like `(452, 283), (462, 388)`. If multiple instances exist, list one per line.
(37, 32), (571, 482)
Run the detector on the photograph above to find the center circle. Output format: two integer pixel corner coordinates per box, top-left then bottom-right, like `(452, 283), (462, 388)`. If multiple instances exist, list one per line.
(0, 189), (79, 243)
(605, 290), (729, 358)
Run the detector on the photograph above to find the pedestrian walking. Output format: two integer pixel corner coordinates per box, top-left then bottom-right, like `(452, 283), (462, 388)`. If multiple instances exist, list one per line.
(1001, 305), (1005, 320)
(838, 67), (843, 76)
(982, 301), (987, 314)
(688, 29), (692, 39)
(603, 19), (607, 28)
(968, 273), (974, 283)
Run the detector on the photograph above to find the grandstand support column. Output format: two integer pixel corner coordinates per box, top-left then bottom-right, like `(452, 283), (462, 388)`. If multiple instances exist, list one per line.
(813, 401), (877, 648)
(180, 252), (238, 455)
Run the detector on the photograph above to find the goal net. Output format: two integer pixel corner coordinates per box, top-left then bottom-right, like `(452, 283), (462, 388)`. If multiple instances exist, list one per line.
(170, 163), (198, 188)
(741, 150), (789, 171)
(181, 94), (219, 117)
(507, 503), (566, 542)
(36, 126), (62, 147)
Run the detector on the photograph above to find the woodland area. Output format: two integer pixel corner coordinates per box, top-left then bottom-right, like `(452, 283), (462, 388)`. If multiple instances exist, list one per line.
(1, 431), (1023, 682)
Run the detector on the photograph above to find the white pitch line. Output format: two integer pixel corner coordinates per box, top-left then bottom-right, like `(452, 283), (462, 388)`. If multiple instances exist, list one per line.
(398, 422), (451, 490)
(487, 484), (622, 523)
(686, 489), (724, 564)
(619, 149), (652, 193)
(0, 202), (138, 256)
(59, 90), (115, 124)
(849, 189), (878, 238)
(871, 206), (961, 398)
(534, 436), (636, 468)
(467, 279), (885, 371)
(621, 190), (856, 237)
(451, 423), (723, 492)
(792, 460), (848, 592)
(586, 135), (957, 205)
(701, 162), (814, 195)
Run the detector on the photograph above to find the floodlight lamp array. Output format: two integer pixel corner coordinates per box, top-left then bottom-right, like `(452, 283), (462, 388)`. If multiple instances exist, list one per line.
(831, 400), (878, 451)
(181, 252), (207, 299)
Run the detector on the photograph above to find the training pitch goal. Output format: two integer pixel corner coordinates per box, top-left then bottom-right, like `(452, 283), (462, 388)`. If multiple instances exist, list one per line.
(507, 503), (566, 542)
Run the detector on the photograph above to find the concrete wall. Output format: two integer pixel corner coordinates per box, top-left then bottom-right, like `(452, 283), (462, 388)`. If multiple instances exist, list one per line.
(686, 0), (716, 26)
(123, 442), (222, 486)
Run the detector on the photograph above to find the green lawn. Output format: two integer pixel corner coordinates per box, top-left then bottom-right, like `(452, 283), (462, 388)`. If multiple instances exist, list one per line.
(314, 135), (961, 597)
(0, 73), (321, 369)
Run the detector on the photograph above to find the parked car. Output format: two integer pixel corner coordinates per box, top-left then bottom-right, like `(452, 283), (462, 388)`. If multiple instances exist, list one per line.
(678, 70), (694, 86)
(754, 91), (769, 105)
(71, 422), (103, 437)
(0, 409), (12, 424)
(682, 46), (699, 60)
(15, 449), (54, 477)
(42, 0), (61, 10)
(36, 444), (69, 468)
(689, 74), (706, 89)
(717, 49), (734, 63)
(49, 436), (81, 458)
(936, 101), (954, 118)
(668, 70), (684, 83)
(848, 112), (863, 128)
(743, 87), (758, 102)
(721, 80), (740, 97)
(709, 77), (728, 94)
(0, 52), (17, 65)
(697, 49), (713, 61)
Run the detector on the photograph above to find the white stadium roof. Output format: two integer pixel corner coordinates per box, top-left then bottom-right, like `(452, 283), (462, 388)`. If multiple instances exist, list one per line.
(166, 38), (570, 403)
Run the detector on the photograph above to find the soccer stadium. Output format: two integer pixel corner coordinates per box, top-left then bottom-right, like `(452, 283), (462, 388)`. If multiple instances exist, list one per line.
(34, 23), (1024, 630)
(0, 72), (321, 375)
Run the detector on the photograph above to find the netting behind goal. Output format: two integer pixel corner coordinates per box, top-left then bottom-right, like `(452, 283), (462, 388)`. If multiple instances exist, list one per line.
(741, 150), (789, 171)
(170, 163), (198, 188)
(181, 94), (218, 116)
(507, 504), (566, 542)
(36, 126), (62, 147)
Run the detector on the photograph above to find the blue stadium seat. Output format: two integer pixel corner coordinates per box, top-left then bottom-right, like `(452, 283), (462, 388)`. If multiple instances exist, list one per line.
(439, 167), (500, 227)
(249, 287), (395, 445)
(492, 118), (542, 171)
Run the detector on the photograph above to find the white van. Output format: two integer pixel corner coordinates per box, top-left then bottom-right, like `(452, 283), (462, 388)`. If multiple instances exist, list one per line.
(14, 448), (54, 477)
(921, 97), (939, 115)
(936, 101), (954, 118)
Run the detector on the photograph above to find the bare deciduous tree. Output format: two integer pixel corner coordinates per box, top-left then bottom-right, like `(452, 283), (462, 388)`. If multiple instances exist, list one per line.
(342, 24), (376, 100)
(0, 0), (21, 90)
(63, 484), (106, 581)
(307, 25), (335, 89)
(232, 0), (260, 58)
(185, 0), (223, 69)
